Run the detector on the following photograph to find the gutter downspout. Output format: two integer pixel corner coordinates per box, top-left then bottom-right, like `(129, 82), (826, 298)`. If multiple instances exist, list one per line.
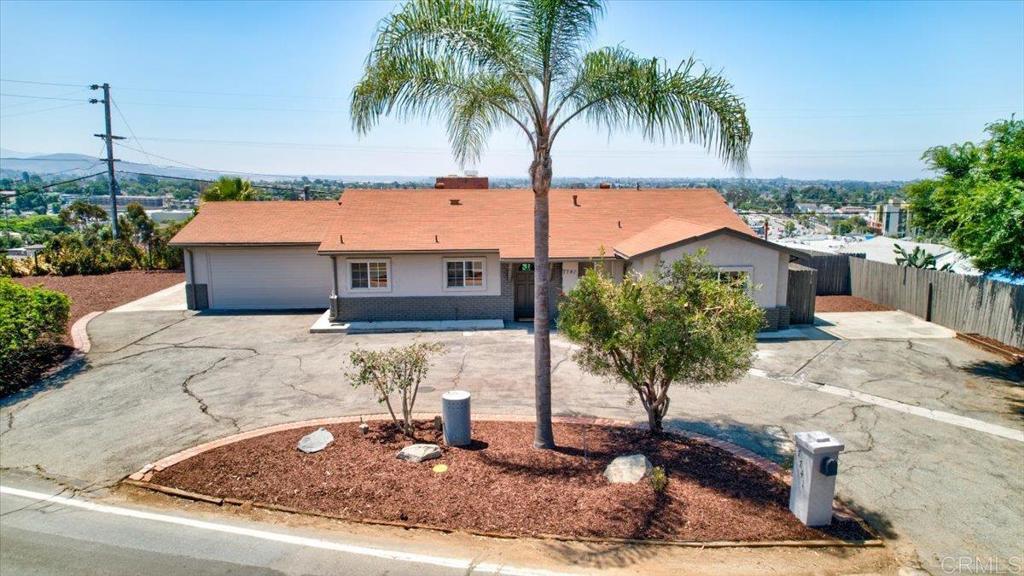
(185, 249), (196, 310)
(329, 255), (340, 322)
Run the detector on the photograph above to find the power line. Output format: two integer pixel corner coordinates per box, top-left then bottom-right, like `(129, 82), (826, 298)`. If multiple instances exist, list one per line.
(0, 101), (89, 119)
(119, 170), (309, 193)
(0, 78), (89, 88)
(0, 92), (87, 102)
(114, 143), (322, 180)
(112, 98), (155, 166)
(3, 172), (107, 196)
(125, 135), (932, 158)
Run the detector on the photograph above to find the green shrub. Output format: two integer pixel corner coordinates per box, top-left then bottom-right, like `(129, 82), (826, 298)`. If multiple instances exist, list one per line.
(650, 465), (668, 493)
(0, 278), (70, 394)
(347, 342), (445, 437)
(559, 251), (764, 433)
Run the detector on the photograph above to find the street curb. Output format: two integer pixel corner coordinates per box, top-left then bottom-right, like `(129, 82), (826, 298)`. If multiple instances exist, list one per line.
(124, 414), (882, 548)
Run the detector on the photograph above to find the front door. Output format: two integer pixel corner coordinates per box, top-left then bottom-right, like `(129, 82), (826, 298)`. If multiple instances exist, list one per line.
(514, 263), (534, 321)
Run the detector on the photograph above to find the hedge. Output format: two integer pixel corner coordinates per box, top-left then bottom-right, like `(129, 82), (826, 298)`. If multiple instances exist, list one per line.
(0, 278), (71, 395)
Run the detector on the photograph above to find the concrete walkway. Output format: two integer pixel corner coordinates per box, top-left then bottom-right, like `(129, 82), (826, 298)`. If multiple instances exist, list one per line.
(108, 282), (187, 313)
(1, 311), (1021, 574)
(814, 311), (957, 340)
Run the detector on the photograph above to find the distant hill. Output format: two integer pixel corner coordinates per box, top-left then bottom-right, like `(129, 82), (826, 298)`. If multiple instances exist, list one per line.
(0, 152), (239, 181)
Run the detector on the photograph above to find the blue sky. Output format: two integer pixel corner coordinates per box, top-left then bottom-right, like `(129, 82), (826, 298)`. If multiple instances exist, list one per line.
(1, 0), (1021, 180)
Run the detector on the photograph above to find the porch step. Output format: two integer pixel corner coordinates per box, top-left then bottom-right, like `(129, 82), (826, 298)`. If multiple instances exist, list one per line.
(310, 311), (505, 334)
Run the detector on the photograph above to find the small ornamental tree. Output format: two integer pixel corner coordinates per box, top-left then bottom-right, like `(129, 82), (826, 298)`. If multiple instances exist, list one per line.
(347, 342), (445, 437)
(559, 253), (763, 433)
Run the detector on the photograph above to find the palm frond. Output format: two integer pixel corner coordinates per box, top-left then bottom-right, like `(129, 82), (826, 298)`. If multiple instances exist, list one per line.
(508, 0), (604, 83)
(553, 47), (752, 170)
(447, 75), (525, 166)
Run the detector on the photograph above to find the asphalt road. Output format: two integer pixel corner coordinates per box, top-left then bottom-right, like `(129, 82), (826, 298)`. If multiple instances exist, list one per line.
(2, 309), (1022, 574)
(0, 482), (561, 576)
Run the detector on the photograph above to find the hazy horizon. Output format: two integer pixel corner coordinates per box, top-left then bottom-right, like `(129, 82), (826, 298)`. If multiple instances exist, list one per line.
(2, 1), (1022, 181)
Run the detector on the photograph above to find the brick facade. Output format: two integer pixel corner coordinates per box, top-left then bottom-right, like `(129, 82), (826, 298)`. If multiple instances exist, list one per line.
(338, 263), (514, 322)
(336, 263), (563, 324)
(762, 305), (791, 331)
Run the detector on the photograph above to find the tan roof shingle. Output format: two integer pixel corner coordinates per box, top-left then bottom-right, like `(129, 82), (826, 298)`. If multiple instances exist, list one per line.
(320, 188), (755, 258)
(170, 200), (341, 246)
(170, 188), (758, 259)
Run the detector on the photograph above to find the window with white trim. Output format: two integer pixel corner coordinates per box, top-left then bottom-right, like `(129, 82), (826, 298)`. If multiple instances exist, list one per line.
(716, 266), (753, 294)
(445, 259), (485, 289)
(350, 260), (390, 290)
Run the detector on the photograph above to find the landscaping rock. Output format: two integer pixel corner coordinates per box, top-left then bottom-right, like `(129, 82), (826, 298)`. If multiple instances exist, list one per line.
(603, 454), (652, 484)
(397, 443), (442, 463)
(297, 428), (334, 453)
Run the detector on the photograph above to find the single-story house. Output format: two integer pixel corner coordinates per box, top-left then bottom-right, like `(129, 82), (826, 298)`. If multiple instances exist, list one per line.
(169, 188), (806, 330)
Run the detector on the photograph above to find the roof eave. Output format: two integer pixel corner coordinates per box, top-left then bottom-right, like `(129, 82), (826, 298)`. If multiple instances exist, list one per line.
(616, 228), (811, 261)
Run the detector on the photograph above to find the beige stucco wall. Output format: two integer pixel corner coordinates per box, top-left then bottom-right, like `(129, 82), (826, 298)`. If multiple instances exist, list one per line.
(560, 259), (624, 293)
(337, 252), (502, 298)
(185, 246), (331, 309)
(627, 234), (788, 308)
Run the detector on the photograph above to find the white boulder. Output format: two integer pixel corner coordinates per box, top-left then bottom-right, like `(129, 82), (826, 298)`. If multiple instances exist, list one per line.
(397, 443), (442, 463)
(603, 454), (652, 484)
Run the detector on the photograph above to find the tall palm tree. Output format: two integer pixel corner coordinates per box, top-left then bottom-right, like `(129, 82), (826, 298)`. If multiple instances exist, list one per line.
(352, 0), (752, 449)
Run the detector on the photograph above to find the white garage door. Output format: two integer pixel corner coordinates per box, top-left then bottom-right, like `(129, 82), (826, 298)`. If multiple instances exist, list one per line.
(207, 247), (331, 310)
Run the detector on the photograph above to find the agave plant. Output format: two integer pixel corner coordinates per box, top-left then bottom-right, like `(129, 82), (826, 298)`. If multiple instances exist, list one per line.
(894, 244), (952, 271)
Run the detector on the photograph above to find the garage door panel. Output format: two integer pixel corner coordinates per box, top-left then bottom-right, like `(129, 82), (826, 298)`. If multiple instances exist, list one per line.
(207, 247), (331, 309)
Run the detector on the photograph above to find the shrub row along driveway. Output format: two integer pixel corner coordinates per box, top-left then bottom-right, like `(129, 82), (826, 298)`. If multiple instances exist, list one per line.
(1, 310), (1021, 574)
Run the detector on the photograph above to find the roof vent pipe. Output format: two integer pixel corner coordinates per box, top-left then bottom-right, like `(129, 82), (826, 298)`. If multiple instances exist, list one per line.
(435, 234), (439, 243)
(339, 234), (344, 244)
(450, 198), (461, 205)
(617, 220), (622, 229)
(572, 194), (580, 207)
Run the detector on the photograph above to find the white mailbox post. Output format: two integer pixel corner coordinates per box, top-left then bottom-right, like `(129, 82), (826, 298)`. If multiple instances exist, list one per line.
(789, 431), (844, 527)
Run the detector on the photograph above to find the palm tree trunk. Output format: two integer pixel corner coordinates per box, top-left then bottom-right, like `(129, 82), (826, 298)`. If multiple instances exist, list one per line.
(531, 144), (555, 449)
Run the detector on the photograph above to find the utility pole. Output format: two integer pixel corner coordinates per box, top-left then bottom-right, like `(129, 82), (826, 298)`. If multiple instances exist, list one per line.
(90, 83), (124, 238)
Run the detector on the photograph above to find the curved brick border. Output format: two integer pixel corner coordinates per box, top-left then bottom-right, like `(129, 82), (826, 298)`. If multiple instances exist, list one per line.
(124, 414), (880, 548)
(128, 413), (785, 480)
(34, 311), (102, 382)
(70, 311), (102, 353)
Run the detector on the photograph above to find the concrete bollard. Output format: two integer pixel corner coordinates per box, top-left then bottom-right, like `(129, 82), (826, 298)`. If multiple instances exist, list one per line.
(789, 431), (844, 526)
(441, 390), (472, 447)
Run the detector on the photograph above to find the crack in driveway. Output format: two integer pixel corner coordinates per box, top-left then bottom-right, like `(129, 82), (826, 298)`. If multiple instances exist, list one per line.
(180, 356), (243, 432)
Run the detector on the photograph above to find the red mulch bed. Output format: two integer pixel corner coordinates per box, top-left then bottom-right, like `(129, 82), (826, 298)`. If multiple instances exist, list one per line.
(13, 270), (184, 342)
(815, 295), (892, 313)
(151, 421), (872, 543)
(4, 271), (184, 395)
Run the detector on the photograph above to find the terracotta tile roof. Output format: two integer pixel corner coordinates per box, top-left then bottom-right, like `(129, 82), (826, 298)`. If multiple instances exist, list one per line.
(169, 200), (341, 246)
(613, 218), (721, 258)
(319, 188), (756, 259)
(170, 188), (760, 259)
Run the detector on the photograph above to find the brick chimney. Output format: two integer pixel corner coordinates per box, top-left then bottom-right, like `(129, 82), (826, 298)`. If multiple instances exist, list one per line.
(435, 174), (489, 189)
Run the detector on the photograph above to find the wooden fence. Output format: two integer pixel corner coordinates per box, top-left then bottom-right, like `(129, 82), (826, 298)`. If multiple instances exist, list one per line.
(787, 263), (817, 325)
(849, 257), (1024, 348)
(794, 251), (858, 295)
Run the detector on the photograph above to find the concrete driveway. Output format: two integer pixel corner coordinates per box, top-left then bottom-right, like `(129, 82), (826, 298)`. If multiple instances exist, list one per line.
(2, 309), (1022, 574)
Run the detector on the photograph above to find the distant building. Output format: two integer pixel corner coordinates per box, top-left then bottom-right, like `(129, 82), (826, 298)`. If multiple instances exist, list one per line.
(147, 209), (193, 223)
(875, 200), (912, 237)
(61, 194), (165, 210)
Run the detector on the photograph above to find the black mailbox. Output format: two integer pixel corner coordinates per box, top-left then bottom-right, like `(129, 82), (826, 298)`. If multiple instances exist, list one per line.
(820, 456), (839, 477)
